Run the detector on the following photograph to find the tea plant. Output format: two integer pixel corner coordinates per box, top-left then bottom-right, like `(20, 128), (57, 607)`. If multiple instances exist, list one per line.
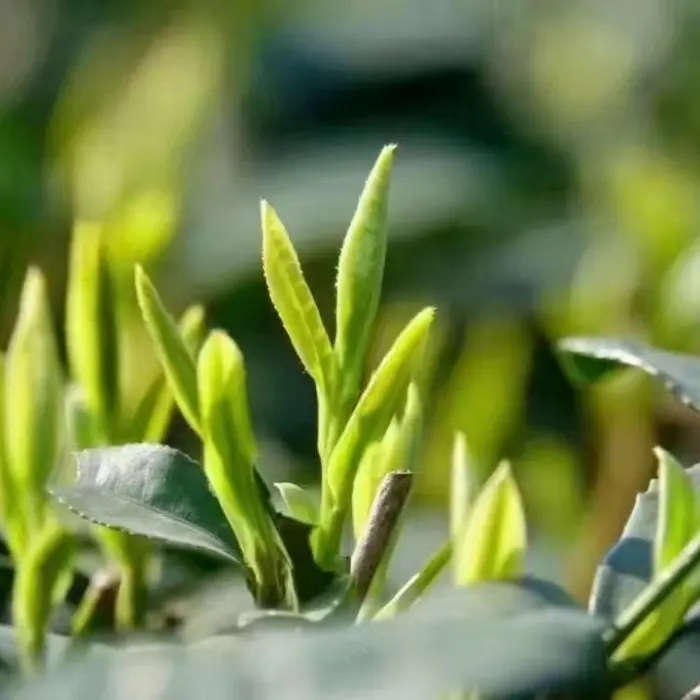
(0, 224), (206, 670)
(4, 147), (700, 698)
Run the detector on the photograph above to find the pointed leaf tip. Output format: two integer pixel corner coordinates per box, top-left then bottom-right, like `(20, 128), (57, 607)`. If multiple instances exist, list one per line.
(5, 265), (63, 520)
(454, 460), (527, 587)
(135, 264), (201, 435)
(261, 200), (334, 393)
(335, 145), (398, 404)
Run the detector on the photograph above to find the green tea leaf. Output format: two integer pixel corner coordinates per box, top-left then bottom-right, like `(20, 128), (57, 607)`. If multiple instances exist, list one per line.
(335, 144), (396, 404)
(558, 337), (700, 412)
(198, 331), (293, 607)
(12, 521), (74, 671)
(65, 384), (99, 452)
(4, 268), (64, 529)
(0, 353), (25, 558)
(454, 461), (526, 586)
(49, 444), (241, 564)
(131, 304), (206, 443)
(261, 201), (334, 395)
(274, 483), (319, 526)
(352, 382), (422, 542)
(450, 433), (480, 544)
(351, 441), (383, 543)
(327, 308), (434, 501)
(65, 222), (119, 440)
(612, 448), (700, 661)
(96, 528), (150, 632)
(315, 308), (434, 566)
(134, 266), (201, 434)
(655, 448), (700, 576)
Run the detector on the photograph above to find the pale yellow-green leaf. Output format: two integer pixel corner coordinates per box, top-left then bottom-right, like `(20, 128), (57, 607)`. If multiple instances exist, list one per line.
(326, 308), (433, 501)
(131, 303), (206, 443)
(613, 447), (700, 661)
(64, 384), (99, 451)
(274, 482), (319, 525)
(654, 447), (700, 574)
(103, 189), (178, 263)
(352, 382), (423, 542)
(134, 265), (200, 434)
(261, 200), (334, 395)
(197, 331), (294, 607)
(4, 268), (64, 529)
(335, 144), (397, 404)
(12, 521), (75, 670)
(0, 353), (26, 557)
(65, 221), (119, 440)
(351, 440), (384, 542)
(450, 432), (480, 544)
(454, 461), (526, 586)
(314, 309), (434, 566)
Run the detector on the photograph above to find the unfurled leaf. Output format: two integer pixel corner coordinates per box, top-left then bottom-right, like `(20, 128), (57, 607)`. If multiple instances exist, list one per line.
(4, 268), (64, 529)
(261, 201), (334, 396)
(314, 309), (434, 566)
(274, 483), (319, 526)
(612, 448), (700, 662)
(197, 331), (293, 607)
(654, 448), (700, 577)
(450, 432), (479, 544)
(590, 462), (700, 696)
(49, 444), (241, 564)
(335, 144), (396, 405)
(454, 461), (526, 586)
(130, 304), (206, 443)
(65, 223), (119, 440)
(134, 266), (201, 434)
(12, 522), (74, 670)
(558, 336), (700, 412)
(352, 382), (422, 541)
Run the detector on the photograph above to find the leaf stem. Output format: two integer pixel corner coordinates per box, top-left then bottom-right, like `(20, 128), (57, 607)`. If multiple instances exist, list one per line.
(604, 529), (700, 655)
(114, 559), (148, 632)
(373, 540), (452, 620)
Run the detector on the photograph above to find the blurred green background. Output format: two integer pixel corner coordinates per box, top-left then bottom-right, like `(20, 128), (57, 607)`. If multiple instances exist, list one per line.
(3, 0), (700, 604)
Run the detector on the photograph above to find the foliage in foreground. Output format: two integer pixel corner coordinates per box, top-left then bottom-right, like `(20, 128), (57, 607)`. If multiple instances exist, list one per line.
(3, 148), (700, 698)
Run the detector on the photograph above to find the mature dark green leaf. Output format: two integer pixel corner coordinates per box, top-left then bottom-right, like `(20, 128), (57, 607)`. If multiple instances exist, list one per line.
(9, 582), (609, 700)
(49, 445), (241, 565)
(558, 337), (700, 412)
(591, 463), (700, 699)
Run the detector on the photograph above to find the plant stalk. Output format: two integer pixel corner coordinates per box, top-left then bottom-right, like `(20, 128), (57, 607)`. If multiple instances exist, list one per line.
(114, 560), (148, 632)
(605, 529), (700, 654)
(350, 471), (413, 604)
(373, 540), (452, 620)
